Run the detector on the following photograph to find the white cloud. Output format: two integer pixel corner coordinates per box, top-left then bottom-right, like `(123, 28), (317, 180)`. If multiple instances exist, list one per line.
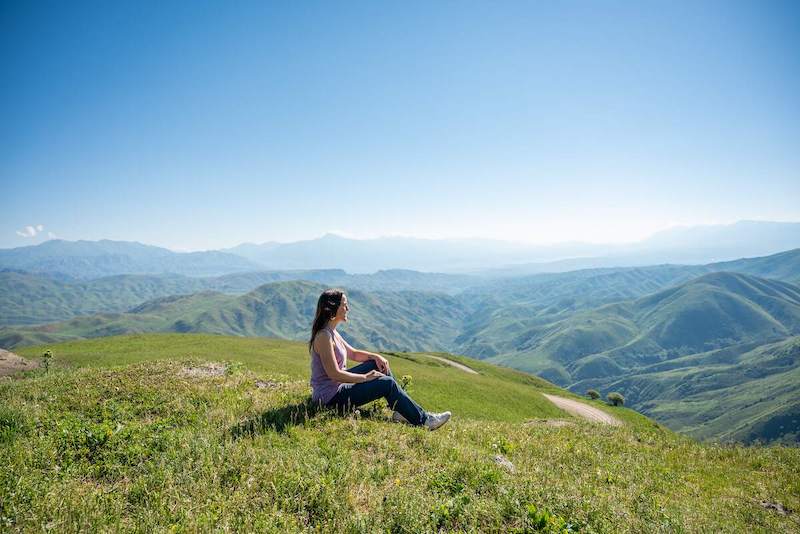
(15, 224), (50, 238)
(48, 231), (57, 239)
(16, 226), (37, 237)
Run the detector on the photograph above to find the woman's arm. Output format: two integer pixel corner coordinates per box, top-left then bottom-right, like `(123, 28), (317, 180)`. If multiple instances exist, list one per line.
(340, 336), (391, 373)
(314, 331), (381, 384)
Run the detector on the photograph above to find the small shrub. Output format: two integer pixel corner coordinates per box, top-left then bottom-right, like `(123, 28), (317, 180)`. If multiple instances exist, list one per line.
(42, 350), (53, 373)
(607, 392), (625, 406)
(491, 436), (516, 455)
(524, 504), (571, 532)
(399, 374), (413, 391)
(586, 389), (600, 400)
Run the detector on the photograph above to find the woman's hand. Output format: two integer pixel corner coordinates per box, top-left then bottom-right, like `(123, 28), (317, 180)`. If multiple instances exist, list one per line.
(362, 370), (384, 382)
(371, 354), (390, 373)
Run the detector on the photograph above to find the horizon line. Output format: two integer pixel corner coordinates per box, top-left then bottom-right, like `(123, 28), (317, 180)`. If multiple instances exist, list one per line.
(4, 218), (800, 253)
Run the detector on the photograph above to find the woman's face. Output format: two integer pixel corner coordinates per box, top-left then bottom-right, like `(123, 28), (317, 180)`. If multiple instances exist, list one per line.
(334, 294), (349, 323)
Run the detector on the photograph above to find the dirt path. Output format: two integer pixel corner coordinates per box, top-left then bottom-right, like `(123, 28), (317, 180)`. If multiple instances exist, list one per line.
(421, 354), (479, 375)
(542, 394), (622, 426)
(0, 349), (38, 377)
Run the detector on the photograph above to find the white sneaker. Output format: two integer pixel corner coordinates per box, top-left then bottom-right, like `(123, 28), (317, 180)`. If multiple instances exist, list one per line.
(424, 411), (451, 431)
(391, 411), (409, 424)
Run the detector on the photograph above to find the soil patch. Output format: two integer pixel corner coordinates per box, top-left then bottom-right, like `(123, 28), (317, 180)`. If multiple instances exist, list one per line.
(181, 363), (227, 378)
(0, 349), (39, 377)
(759, 500), (793, 516)
(524, 418), (576, 428)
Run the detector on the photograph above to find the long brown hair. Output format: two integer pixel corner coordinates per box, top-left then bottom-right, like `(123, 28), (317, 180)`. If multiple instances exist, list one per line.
(309, 289), (345, 353)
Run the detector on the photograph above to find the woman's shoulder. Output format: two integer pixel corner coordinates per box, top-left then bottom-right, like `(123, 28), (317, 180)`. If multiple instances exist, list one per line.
(313, 328), (333, 344)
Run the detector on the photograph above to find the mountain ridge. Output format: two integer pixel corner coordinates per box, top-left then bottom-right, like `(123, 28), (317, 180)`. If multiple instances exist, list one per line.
(5, 220), (799, 275)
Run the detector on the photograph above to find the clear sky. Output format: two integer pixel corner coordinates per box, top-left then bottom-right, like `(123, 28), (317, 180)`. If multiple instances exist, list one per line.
(2, 1), (799, 251)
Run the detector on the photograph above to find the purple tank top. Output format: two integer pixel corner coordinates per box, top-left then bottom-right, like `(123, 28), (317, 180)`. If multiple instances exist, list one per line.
(310, 327), (347, 404)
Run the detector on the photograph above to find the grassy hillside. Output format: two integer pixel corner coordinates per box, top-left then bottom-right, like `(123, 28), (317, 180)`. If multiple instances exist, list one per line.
(454, 250), (800, 360)
(0, 271), (213, 326)
(489, 273), (800, 373)
(2, 334), (798, 532)
(4, 249), (799, 333)
(4, 249), (799, 330)
(574, 336), (800, 444)
(709, 248), (800, 285)
(487, 273), (800, 443)
(0, 268), (476, 327)
(0, 281), (468, 354)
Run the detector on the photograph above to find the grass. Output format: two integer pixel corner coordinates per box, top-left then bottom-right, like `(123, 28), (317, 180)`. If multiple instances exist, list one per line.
(14, 334), (575, 423)
(2, 333), (799, 532)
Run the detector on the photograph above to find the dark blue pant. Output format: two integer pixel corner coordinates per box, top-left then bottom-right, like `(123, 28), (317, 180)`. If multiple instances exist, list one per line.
(327, 360), (427, 426)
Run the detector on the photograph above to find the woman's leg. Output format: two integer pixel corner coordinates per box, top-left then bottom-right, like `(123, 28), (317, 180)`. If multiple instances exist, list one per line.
(328, 368), (427, 426)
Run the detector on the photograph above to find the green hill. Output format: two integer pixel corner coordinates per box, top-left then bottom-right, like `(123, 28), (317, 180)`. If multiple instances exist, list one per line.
(4, 249), (800, 330)
(456, 250), (800, 359)
(490, 272), (800, 372)
(488, 273), (800, 443)
(709, 248), (800, 285)
(0, 281), (467, 353)
(0, 267), (475, 327)
(573, 336), (800, 444)
(2, 334), (797, 532)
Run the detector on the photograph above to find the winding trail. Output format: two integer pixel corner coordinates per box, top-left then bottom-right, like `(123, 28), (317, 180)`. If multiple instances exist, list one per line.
(542, 394), (622, 426)
(421, 354), (479, 375)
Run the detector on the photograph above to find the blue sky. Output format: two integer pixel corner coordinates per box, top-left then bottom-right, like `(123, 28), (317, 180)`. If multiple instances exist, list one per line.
(1, 1), (798, 251)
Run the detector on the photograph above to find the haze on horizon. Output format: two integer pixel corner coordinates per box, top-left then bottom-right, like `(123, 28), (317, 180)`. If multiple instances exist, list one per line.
(2, 1), (799, 252)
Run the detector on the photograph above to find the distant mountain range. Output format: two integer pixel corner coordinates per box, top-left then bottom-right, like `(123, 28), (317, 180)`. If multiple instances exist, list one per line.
(224, 220), (800, 273)
(0, 239), (262, 279)
(3, 220), (799, 276)
(480, 221), (800, 276)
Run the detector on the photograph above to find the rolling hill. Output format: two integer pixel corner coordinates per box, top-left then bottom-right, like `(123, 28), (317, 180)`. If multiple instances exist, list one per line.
(0, 281), (468, 353)
(4, 248), (798, 331)
(571, 336), (800, 444)
(488, 272), (800, 374)
(454, 250), (800, 359)
(0, 268), (476, 327)
(486, 272), (800, 443)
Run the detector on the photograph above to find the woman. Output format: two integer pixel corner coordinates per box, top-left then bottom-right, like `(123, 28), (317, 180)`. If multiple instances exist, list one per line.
(309, 289), (451, 430)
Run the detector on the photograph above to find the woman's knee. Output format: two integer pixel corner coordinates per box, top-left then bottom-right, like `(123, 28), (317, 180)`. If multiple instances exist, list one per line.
(376, 376), (398, 393)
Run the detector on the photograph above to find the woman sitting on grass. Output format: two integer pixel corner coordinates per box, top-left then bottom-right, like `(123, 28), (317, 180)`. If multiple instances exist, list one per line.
(309, 288), (451, 430)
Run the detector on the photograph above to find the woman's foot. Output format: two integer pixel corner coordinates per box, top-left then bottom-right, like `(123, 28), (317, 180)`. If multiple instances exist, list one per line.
(424, 411), (451, 431)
